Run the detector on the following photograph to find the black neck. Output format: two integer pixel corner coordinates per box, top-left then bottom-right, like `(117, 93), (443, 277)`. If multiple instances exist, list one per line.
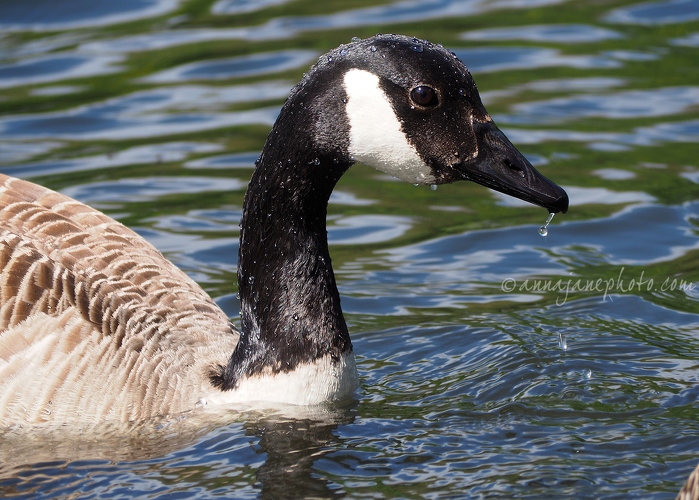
(217, 145), (353, 389)
(210, 64), (356, 390)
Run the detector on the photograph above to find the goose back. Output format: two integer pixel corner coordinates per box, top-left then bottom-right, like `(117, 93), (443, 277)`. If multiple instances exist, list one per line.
(0, 174), (237, 424)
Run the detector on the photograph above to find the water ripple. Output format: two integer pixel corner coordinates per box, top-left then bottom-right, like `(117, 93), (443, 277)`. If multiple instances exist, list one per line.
(141, 50), (319, 83)
(592, 168), (637, 180)
(2, 142), (223, 178)
(672, 32), (699, 46)
(504, 77), (627, 94)
(0, 53), (123, 89)
(461, 24), (623, 43)
(501, 86), (699, 125)
(211, 0), (292, 15)
(504, 118), (699, 149)
(82, 0), (573, 48)
(185, 152), (259, 169)
(453, 47), (619, 73)
(61, 176), (245, 205)
(0, 84), (287, 140)
(0, 0), (182, 31)
(79, 29), (282, 53)
(329, 215), (413, 245)
(605, 0), (699, 25)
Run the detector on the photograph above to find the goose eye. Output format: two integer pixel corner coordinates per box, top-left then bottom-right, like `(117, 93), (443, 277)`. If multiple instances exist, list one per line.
(410, 86), (438, 107)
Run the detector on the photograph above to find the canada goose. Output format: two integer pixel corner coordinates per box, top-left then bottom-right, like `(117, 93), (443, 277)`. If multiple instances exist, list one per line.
(0, 34), (568, 425)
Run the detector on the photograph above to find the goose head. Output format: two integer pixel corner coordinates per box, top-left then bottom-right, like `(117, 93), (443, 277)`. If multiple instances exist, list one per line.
(225, 34), (568, 395)
(260, 34), (568, 213)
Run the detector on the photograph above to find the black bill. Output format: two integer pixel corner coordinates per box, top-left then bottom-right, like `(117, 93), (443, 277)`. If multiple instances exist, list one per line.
(458, 120), (569, 214)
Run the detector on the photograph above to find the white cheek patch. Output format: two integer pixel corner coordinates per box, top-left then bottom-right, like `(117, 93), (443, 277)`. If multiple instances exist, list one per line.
(343, 69), (436, 185)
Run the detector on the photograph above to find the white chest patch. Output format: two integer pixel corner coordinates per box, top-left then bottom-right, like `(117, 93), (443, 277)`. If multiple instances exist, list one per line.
(344, 69), (436, 185)
(205, 352), (359, 407)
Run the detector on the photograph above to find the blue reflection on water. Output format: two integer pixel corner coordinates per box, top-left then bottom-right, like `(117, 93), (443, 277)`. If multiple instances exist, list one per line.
(211, 0), (292, 14)
(500, 86), (699, 125)
(452, 47), (619, 73)
(606, 0), (699, 25)
(185, 152), (259, 170)
(0, 54), (123, 89)
(142, 50), (319, 83)
(0, 0), (181, 31)
(3, 142), (222, 178)
(75, 0), (572, 49)
(338, 202), (699, 326)
(329, 215), (413, 245)
(0, 81), (291, 141)
(61, 176), (246, 204)
(461, 24), (623, 43)
(502, 117), (699, 150)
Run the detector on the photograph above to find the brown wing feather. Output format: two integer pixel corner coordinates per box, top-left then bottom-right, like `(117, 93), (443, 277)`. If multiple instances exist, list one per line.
(0, 174), (231, 339)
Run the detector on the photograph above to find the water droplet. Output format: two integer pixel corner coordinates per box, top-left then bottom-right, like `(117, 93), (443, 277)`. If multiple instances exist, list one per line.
(412, 44), (423, 52)
(351, 36), (361, 42)
(293, 314), (299, 321)
(558, 333), (567, 351)
(248, 276), (255, 284)
(340, 48), (349, 56)
(370, 45), (377, 52)
(459, 88), (466, 96)
(195, 398), (208, 408)
(430, 184), (437, 191)
(584, 369), (592, 379)
(327, 56), (333, 63)
(539, 212), (555, 237)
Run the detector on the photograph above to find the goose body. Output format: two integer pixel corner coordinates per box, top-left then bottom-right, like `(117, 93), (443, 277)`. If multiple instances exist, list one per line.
(0, 34), (568, 426)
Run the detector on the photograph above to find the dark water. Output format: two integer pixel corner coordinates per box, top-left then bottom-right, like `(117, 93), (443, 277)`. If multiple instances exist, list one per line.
(1, 0), (699, 497)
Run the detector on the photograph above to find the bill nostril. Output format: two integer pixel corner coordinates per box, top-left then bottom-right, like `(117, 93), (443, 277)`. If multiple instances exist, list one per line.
(504, 158), (525, 178)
